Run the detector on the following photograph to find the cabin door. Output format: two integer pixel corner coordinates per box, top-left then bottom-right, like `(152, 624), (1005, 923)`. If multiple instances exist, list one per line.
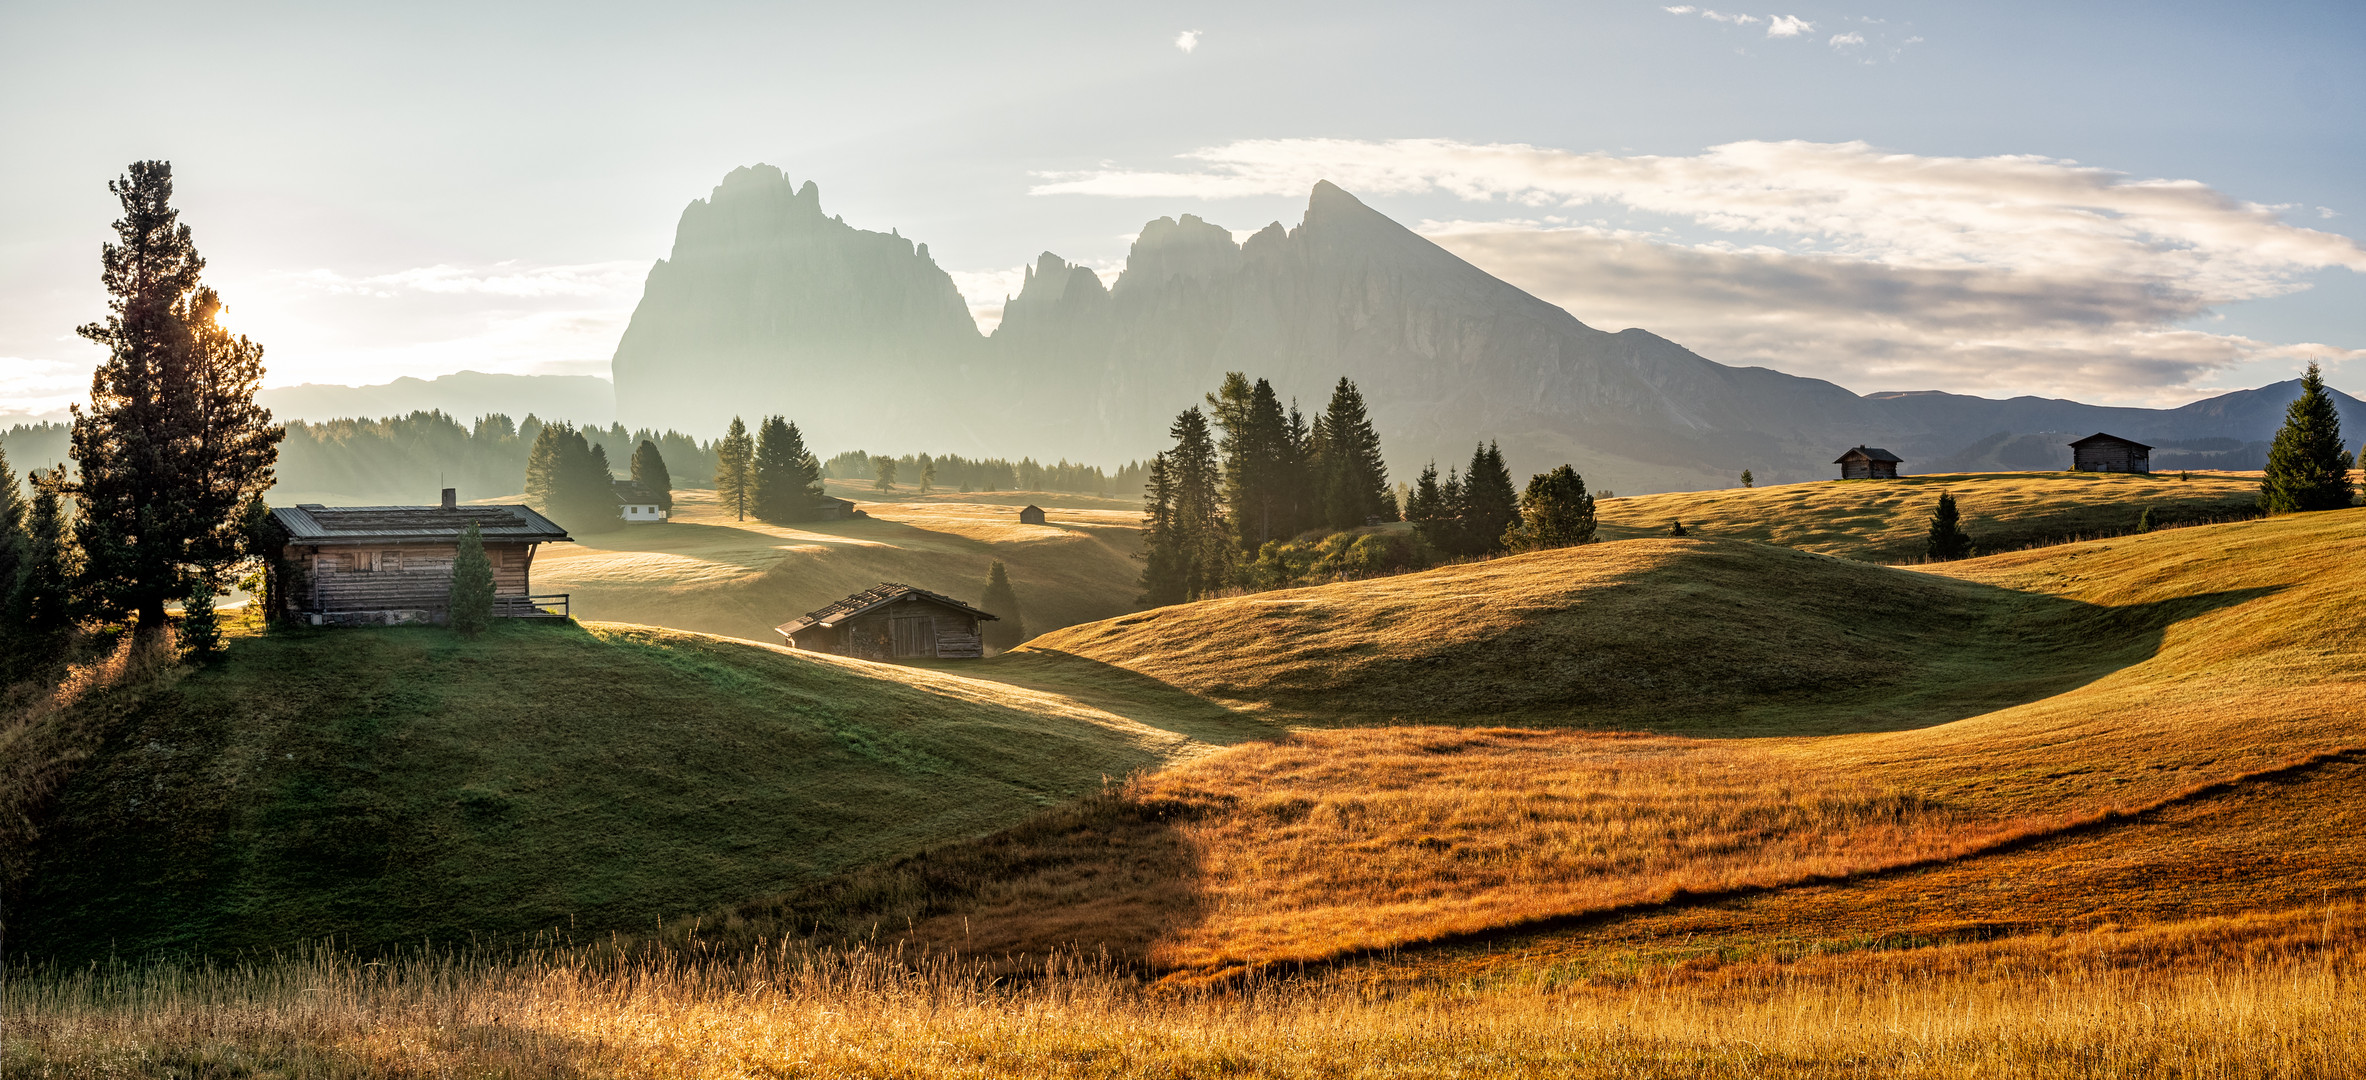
(891, 614), (936, 658)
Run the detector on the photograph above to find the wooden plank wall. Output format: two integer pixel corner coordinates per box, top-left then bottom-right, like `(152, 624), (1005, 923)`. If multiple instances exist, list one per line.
(291, 542), (536, 613)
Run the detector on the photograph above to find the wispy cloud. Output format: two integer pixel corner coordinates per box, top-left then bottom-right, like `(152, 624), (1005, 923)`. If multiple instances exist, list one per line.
(0, 356), (87, 422)
(1766, 15), (1813, 37)
(1174, 29), (1201, 53)
(275, 260), (646, 299)
(1031, 138), (2366, 399)
(1700, 9), (1761, 24)
(1662, 5), (1697, 12)
(1829, 31), (1865, 48)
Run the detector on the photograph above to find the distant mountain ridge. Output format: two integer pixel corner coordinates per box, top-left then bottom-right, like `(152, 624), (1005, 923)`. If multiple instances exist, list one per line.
(608, 166), (2360, 493)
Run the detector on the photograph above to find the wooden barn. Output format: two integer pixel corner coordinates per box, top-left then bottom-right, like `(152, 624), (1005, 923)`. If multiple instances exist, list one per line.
(269, 490), (572, 626)
(774, 583), (998, 660)
(1018, 504), (1047, 525)
(1835, 445), (1904, 480)
(2070, 432), (2154, 474)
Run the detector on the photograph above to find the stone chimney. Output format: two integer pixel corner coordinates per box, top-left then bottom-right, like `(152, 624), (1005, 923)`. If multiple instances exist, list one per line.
(441, 488), (457, 510)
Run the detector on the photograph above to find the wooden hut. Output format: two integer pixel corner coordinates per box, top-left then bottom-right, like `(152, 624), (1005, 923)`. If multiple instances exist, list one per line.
(1018, 504), (1047, 525)
(1834, 445), (1904, 479)
(269, 490), (572, 625)
(774, 583), (998, 660)
(2069, 432), (2153, 474)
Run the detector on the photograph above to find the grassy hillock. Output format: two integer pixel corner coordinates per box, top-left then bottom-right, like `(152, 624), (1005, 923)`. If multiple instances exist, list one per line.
(6, 620), (1257, 964)
(1596, 470), (2260, 562)
(530, 488), (1145, 643)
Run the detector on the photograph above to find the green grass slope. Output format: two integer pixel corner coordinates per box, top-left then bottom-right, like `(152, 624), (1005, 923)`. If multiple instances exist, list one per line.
(1597, 471), (2259, 562)
(10, 620), (1252, 964)
(1016, 534), (2237, 732)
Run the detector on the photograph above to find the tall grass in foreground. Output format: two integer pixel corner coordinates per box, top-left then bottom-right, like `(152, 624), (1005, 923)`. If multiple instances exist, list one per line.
(7, 932), (2360, 1079)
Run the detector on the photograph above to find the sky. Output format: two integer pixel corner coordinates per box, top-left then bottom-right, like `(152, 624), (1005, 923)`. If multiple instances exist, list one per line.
(2, 0), (2362, 422)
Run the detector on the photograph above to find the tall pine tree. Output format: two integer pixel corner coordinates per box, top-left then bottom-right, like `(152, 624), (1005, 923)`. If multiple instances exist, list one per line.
(1208, 373), (1308, 550)
(1405, 461), (1457, 551)
(1311, 377), (1395, 529)
(1139, 407), (1230, 605)
(1926, 492), (1974, 561)
(12, 469), (77, 638)
(714, 416), (754, 520)
(979, 560), (1026, 653)
(2258, 361), (2354, 514)
(525, 422), (619, 532)
(1455, 442), (1520, 556)
(448, 521), (495, 636)
(630, 439), (674, 513)
(66, 161), (283, 629)
(752, 416), (815, 522)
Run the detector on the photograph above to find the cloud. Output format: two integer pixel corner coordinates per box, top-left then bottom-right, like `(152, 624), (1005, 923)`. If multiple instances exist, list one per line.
(1031, 138), (2366, 399)
(1829, 31), (1865, 48)
(1174, 29), (1200, 53)
(1663, 5), (1697, 12)
(0, 356), (87, 421)
(1700, 10), (1762, 23)
(1766, 15), (1812, 37)
(275, 260), (647, 299)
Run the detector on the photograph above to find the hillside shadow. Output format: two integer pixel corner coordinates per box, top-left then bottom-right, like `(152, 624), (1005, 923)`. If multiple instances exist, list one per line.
(956, 650), (1288, 748)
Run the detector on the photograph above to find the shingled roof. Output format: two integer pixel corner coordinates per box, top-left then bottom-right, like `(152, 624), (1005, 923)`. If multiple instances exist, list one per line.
(1833, 445), (1904, 464)
(775, 583), (999, 637)
(271, 503), (572, 544)
(2069, 432), (2154, 451)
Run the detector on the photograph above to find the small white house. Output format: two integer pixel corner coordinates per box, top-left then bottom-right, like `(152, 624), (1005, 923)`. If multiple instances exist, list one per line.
(614, 480), (667, 523)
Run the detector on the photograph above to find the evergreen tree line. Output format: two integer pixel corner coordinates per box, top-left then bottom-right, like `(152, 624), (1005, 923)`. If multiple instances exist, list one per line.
(819, 450), (1144, 496)
(1139, 373), (1601, 605)
(267, 412), (714, 507)
(710, 416), (828, 523)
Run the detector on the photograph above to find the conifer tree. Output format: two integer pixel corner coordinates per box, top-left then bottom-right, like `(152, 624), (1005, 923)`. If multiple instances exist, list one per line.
(1139, 407), (1229, 604)
(1456, 442), (1520, 556)
(178, 580), (223, 659)
(1312, 377), (1395, 528)
(919, 460), (936, 495)
(751, 416), (807, 522)
(1740, 470), (1754, 488)
(1926, 492), (1974, 561)
(2258, 361), (2354, 514)
(448, 521), (495, 636)
(1502, 465), (1598, 551)
(65, 161), (283, 630)
(0, 448), (26, 629)
(630, 439), (674, 513)
(1405, 461), (1458, 551)
(979, 560), (1026, 653)
(714, 416), (755, 520)
(1209, 373), (1307, 549)
(12, 469), (76, 637)
(873, 454), (899, 494)
(525, 422), (619, 532)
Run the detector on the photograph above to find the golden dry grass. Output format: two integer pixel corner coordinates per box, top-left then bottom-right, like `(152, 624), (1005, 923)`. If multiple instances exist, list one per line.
(9, 925), (2362, 1078)
(1598, 470), (2262, 561)
(529, 487), (1146, 642)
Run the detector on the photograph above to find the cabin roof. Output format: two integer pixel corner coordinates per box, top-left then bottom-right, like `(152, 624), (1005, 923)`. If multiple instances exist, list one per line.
(1833, 445), (1904, 464)
(1020, 503), (1045, 513)
(272, 503), (572, 545)
(775, 582), (999, 637)
(612, 479), (660, 504)
(2068, 431), (2155, 451)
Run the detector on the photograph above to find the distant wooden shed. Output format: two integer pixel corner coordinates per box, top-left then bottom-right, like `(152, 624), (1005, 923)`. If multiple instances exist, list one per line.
(2069, 432), (2153, 474)
(775, 583), (998, 660)
(1018, 504), (1047, 525)
(1834, 445), (1904, 480)
(269, 490), (572, 626)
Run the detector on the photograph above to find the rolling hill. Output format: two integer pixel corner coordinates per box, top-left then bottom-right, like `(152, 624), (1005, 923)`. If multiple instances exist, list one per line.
(4, 620), (1269, 964)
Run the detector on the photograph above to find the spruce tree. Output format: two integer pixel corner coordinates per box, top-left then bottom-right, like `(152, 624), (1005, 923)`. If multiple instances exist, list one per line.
(178, 580), (223, 659)
(1740, 470), (1754, 488)
(0, 448), (26, 631)
(1313, 377), (1395, 528)
(873, 454), (899, 494)
(919, 460), (937, 495)
(1139, 407), (1229, 604)
(783, 422), (825, 514)
(630, 439), (674, 513)
(1502, 465), (1598, 551)
(751, 416), (804, 522)
(979, 560), (1026, 653)
(525, 422), (618, 532)
(448, 521), (495, 636)
(12, 469), (76, 637)
(66, 161), (283, 630)
(1208, 374), (1305, 550)
(1456, 442), (1520, 556)
(2258, 361), (2354, 514)
(1926, 492), (1974, 561)
(1405, 461), (1458, 551)
(714, 416), (755, 520)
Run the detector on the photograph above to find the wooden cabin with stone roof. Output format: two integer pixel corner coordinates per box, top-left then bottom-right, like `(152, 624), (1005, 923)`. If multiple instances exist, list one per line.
(2069, 432), (2154, 474)
(775, 583), (998, 660)
(1834, 445), (1904, 480)
(269, 489), (572, 626)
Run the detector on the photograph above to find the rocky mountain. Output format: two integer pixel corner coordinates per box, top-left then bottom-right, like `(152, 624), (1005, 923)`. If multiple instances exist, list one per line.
(608, 167), (2356, 493)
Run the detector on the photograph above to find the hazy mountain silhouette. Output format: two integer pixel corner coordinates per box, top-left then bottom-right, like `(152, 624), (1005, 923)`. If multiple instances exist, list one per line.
(609, 167), (2359, 491)
(259, 371), (615, 426)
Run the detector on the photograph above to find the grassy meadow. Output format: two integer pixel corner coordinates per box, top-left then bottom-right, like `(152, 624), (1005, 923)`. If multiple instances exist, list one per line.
(9, 473), (2366, 1075)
